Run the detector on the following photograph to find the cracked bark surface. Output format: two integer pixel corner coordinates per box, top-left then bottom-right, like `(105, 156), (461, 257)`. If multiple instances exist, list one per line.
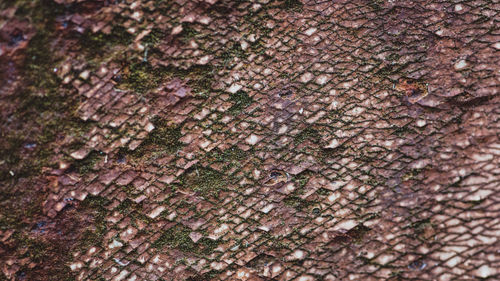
(1, 0), (499, 280)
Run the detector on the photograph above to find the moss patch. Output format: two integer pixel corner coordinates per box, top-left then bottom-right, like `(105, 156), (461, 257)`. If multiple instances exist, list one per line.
(115, 198), (142, 214)
(130, 118), (183, 161)
(71, 150), (104, 174)
(153, 226), (192, 251)
(118, 62), (163, 93)
(294, 127), (320, 144)
(283, 171), (313, 211)
(152, 224), (220, 255)
(205, 145), (248, 171)
(79, 26), (133, 55)
(23, 31), (59, 94)
(178, 165), (227, 197)
(117, 61), (214, 96)
(77, 195), (110, 251)
(280, 0), (303, 11)
(1, 0), (98, 181)
(142, 28), (166, 47)
(180, 23), (200, 43)
(228, 91), (253, 115)
(15, 0), (65, 27)
(283, 195), (313, 211)
(220, 41), (248, 65)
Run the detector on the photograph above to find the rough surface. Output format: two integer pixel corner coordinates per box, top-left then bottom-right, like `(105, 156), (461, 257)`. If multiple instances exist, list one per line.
(1, 0), (499, 280)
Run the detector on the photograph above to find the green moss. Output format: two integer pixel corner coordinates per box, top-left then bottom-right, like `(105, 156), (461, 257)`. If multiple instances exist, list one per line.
(316, 188), (330, 196)
(152, 225), (194, 251)
(283, 195), (312, 211)
(263, 233), (290, 250)
(142, 28), (166, 46)
(23, 31), (59, 93)
(392, 124), (416, 137)
(121, 184), (138, 197)
(205, 146), (248, 171)
(186, 270), (223, 281)
(0, 0), (15, 10)
(17, 235), (50, 262)
(15, 0), (64, 27)
(1, 7), (95, 180)
(153, 224), (220, 256)
(130, 118), (183, 162)
(294, 127), (320, 144)
(118, 61), (214, 96)
(283, 171), (314, 211)
(2, 112), (96, 180)
(79, 26), (133, 55)
(180, 23), (200, 43)
(218, 146), (247, 161)
(162, 64), (215, 96)
(178, 165), (226, 197)
(281, 0), (303, 11)
(228, 91), (253, 115)
(116, 198), (141, 214)
(7, 230), (75, 280)
(77, 196), (110, 250)
(183, 65), (215, 96)
(402, 169), (421, 181)
(119, 62), (162, 93)
(0, 191), (29, 230)
(387, 53), (400, 61)
(220, 42), (247, 66)
(368, 0), (385, 11)
(294, 171), (311, 188)
(375, 64), (396, 77)
(198, 237), (220, 254)
(72, 150), (103, 174)
(409, 218), (431, 230)
(349, 224), (370, 244)
(0, 135), (23, 177)
(0, 1), (102, 280)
